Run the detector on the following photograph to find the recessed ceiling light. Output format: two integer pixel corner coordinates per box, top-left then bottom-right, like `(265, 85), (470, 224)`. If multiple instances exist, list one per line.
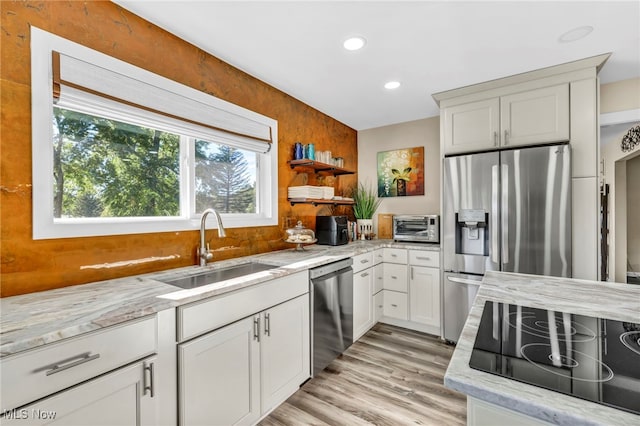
(384, 81), (401, 90)
(343, 36), (366, 51)
(558, 26), (594, 43)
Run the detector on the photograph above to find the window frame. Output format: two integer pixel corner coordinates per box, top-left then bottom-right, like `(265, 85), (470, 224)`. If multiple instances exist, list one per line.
(31, 27), (278, 240)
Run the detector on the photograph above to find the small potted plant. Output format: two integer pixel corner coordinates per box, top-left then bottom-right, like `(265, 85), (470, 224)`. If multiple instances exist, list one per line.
(351, 182), (381, 239)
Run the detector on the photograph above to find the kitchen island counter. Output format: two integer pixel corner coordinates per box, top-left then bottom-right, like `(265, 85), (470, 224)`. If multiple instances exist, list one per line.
(445, 271), (640, 425)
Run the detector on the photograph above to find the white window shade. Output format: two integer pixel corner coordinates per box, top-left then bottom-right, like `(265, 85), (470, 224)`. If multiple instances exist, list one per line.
(55, 85), (272, 154)
(54, 50), (273, 152)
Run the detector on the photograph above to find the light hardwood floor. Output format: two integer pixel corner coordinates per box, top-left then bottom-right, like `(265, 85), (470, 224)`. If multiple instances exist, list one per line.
(260, 323), (467, 426)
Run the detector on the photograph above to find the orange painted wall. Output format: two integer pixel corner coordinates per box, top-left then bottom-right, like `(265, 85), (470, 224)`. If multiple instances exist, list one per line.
(0, 1), (357, 297)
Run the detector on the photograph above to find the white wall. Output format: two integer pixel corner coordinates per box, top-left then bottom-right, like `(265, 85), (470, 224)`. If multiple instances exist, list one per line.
(601, 120), (640, 282)
(626, 154), (640, 272)
(357, 117), (440, 232)
(599, 78), (640, 282)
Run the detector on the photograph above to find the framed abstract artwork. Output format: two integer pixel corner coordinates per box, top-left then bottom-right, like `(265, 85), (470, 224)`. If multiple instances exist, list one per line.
(377, 147), (425, 197)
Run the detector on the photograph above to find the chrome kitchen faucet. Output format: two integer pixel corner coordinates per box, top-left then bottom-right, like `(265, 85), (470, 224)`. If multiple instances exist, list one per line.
(199, 208), (226, 266)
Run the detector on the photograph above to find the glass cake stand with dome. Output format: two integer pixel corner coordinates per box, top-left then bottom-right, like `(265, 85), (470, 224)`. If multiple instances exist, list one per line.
(284, 221), (317, 251)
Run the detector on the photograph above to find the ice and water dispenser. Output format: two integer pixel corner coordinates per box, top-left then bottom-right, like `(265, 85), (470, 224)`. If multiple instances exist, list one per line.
(455, 209), (489, 256)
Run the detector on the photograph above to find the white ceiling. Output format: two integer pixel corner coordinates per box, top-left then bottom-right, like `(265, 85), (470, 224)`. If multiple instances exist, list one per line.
(114, 1), (640, 131)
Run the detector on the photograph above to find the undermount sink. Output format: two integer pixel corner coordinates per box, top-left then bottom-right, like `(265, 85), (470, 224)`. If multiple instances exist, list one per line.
(163, 262), (280, 289)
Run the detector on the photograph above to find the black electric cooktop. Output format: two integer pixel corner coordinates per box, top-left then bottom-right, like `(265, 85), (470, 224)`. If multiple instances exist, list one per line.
(469, 301), (640, 415)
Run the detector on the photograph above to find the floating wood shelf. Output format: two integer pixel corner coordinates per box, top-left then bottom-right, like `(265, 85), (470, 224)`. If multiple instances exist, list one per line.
(288, 198), (355, 207)
(288, 159), (355, 176)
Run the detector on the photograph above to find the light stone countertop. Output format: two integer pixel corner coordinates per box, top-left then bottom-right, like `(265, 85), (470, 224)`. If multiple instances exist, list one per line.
(445, 270), (640, 426)
(0, 240), (439, 358)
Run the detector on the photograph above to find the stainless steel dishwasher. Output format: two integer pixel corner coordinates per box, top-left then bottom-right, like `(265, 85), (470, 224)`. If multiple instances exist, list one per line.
(309, 258), (353, 376)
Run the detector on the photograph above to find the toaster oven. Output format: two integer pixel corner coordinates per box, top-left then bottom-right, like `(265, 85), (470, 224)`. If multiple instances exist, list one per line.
(393, 215), (439, 243)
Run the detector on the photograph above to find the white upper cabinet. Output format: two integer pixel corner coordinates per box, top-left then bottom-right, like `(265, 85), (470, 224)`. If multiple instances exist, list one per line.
(443, 98), (501, 154)
(443, 84), (570, 154)
(500, 84), (569, 147)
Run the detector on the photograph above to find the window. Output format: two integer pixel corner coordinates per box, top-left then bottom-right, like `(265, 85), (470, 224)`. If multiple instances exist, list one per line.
(53, 106), (181, 219)
(195, 140), (257, 214)
(32, 27), (277, 239)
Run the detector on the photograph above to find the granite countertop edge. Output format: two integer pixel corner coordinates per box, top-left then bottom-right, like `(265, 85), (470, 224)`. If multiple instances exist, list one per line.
(0, 240), (439, 357)
(444, 270), (640, 425)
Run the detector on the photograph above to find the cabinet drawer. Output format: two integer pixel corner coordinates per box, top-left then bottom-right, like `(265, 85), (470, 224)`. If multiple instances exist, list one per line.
(409, 250), (440, 268)
(374, 291), (384, 322)
(2, 357), (158, 426)
(383, 248), (408, 264)
(352, 252), (374, 273)
(383, 263), (408, 292)
(373, 249), (384, 265)
(373, 263), (384, 293)
(382, 291), (408, 320)
(178, 271), (308, 342)
(1, 315), (157, 411)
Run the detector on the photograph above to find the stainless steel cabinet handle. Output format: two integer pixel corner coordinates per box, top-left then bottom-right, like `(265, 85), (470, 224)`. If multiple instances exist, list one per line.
(253, 316), (260, 342)
(494, 131), (498, 146)
(411, 267), (414, 280)
(361, 272), (369, 277)
(416, 256), (431, 261)
(391, 253), (397, 257)
(144, 362), (155, 397)
(360, 259), (369, 264)
(504, 129), (509, 145)
(265, 313), (271, 336)
(44, 352), (100, 376)
(391, 304), (398, 308)
(391, 275), (397, 279)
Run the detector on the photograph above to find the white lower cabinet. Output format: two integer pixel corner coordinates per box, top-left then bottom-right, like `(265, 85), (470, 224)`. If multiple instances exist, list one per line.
(409, 265), (440, 328)
(382, 290), (408, 320)
(0, 313), (165, 426)
(179, 317), (259, 426)
(373, 291), (384, 322)
(383, 263), (408, 292)
(372, 249), (441, 336)
(178, 294), (309, 426)
(373, 262), (384, 323)
(467, 397), (551, 426)
(260, 294), (310, 413)
(353, 266), (374, 341)
(2, 358), (158, 426)
(373, 263), (384, 294)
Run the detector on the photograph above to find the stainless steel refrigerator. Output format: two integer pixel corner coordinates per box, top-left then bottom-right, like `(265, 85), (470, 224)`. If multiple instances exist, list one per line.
(442, 144), (571, 342)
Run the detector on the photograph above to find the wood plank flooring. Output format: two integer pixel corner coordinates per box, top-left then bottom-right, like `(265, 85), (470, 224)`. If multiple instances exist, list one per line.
(260, 323), (467, 426)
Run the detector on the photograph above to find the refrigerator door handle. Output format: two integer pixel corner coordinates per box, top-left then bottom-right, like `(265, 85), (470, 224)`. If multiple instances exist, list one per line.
(501, 164), (509, 265)
(492, 301), (499, 340)
(491, 165), (499, 264)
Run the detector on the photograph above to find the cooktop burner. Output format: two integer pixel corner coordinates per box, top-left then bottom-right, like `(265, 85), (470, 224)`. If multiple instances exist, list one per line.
(469, 301), (640, 415)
